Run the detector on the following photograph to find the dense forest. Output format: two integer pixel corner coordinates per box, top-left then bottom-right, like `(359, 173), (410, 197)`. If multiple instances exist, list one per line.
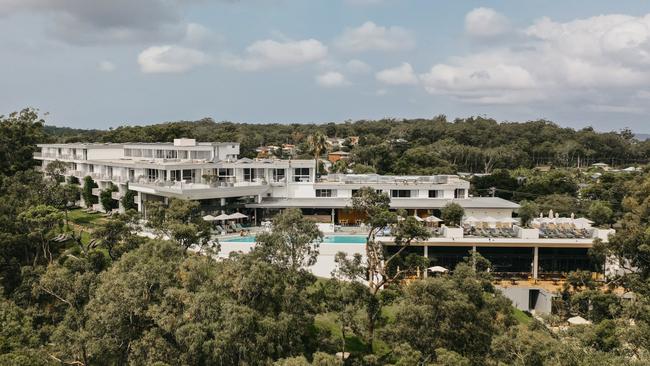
(2, 108), (650, 365)
(44, 115), (650, 175)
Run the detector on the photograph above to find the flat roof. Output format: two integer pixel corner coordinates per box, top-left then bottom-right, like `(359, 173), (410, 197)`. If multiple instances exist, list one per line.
(247, 197), (520, 210)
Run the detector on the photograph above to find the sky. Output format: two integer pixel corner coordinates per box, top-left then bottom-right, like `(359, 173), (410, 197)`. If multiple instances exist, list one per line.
(2, 0), (650, 132)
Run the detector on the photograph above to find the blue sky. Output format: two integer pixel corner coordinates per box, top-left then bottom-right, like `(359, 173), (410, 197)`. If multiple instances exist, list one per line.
(2, 0), (650, 132)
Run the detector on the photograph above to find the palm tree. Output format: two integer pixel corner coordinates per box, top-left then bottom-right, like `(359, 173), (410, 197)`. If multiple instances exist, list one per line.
(307, 132), (328, 178)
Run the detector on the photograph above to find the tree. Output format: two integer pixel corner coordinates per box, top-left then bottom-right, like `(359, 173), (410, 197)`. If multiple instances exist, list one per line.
(121, 189), (137, 211)
(44, 160), (69, 183)
(92, 211), (144, 260)
(145, 198), (211, 251)
(81, 176), (97, 208)
(45, 181), (79, 229)
(254, 208), (323, 270)
(334, 187), (429, 352)
(441, 202), (464, 227)
(0, 108), (44, 176)
(307, 132), (328, 177)
(99, 183), (118, 213)
(588, 200), (613, 227)
(18, 205), (63, 264)
(517, 201), (539, 228)
(385, 264), (515, 364)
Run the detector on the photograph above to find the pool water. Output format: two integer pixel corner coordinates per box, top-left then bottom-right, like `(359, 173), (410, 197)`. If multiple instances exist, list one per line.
(222, 235), (367, 244)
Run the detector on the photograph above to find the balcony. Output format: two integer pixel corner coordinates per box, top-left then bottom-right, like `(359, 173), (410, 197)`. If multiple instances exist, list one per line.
(91, 188), (100, 196)
(111, 191), (122, 200)
(129, 179), (270, 200)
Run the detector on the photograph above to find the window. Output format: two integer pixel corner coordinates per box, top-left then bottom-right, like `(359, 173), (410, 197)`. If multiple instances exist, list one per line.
(146, 169), (159, 181)
(454, 189), (466, 198)
(170, 170), (181, 181)
(165, 150), (177, 159)
(178, 150), (188, 160)
(88, 165), (94, 173)
(243, 168), (264, 182)
(155, 150), (164, 158)
(272, 168), (285, 182)
(293, 168), (311, 182)
(124, 148), (132, 157)
(316, 189), (333, 197)
(428, 190), (441, 198)
(391, 190), (411, 198)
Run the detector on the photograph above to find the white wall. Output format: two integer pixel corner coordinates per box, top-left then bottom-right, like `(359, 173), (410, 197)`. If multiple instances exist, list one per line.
(87, 148), (124, 160)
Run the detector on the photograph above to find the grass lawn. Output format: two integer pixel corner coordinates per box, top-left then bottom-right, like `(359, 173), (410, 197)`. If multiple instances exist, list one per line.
(67, 208), (108, 228)
(513, 308), (533, 325)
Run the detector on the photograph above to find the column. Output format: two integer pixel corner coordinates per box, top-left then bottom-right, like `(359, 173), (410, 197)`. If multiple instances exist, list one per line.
(533, 246), (539, 280)
(423, 246), (429, 278)
(331, 208), (335, 225)
(472, 245), (477, 271)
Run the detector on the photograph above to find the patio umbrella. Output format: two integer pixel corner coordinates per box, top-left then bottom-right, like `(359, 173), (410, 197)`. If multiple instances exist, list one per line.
(424, 215), (442, 222)
(213, 213), (230, 221)
(462, 216), (480, 225)
(428, 266), (449, 273)
(202, 214), (217, 221)
(413, 215), (424, 222)
(228, 212), (248, 220)
(481, 216), (498, 228)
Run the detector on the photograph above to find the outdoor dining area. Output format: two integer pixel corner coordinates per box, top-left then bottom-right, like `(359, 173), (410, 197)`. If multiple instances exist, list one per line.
(203, 212), (251, 235)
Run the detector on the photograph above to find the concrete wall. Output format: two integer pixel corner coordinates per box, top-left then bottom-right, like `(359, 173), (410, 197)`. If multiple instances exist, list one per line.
(497, 286), (554, 315)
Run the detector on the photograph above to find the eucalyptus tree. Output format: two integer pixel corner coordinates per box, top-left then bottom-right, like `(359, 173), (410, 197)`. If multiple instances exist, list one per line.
(334, 186), (429, 352)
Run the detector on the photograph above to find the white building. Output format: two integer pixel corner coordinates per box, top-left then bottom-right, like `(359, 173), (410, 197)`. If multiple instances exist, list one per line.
(35, 139), (616, 294)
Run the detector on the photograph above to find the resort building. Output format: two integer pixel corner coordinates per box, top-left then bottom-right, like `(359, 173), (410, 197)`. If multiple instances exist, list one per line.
(35, 139), (615, 294)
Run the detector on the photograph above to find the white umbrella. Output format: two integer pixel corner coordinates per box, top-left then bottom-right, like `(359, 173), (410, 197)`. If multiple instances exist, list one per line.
(424, 215), (442, 222)
(568, 316), (591, 325)
(202, 214), (217, 221)
(214, 213), (230, 221)
(428, 266), (449, 273)
(413, 215), (424, 222)
(228, 212), (248, 220)
(463, 216), (480, 223)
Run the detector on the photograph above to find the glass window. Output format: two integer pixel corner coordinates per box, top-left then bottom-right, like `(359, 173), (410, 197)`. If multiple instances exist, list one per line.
(454, 189), (466, 198)
(272, 168), (286, 182)
(293, 168), (311, 182)
(391, 190), (411, 198)
(428, 190), (440, 198)
(165, 150), (177, 159)
(316, 189), (333, 197)
(156, 150), (164, 158)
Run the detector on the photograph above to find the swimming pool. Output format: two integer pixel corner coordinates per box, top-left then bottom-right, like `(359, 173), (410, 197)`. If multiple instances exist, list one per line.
(222, 235), (367, 244)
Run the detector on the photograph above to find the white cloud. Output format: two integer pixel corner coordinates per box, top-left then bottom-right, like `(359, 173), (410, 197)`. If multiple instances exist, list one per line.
(375, 88), (388, 96)
(376, 62), (418, 85)
(224, 39), (328, 71)
(335, 21), (415, 52)
(316, 71), (350, 87)
(138, 45), (208, 73)
(346, 59), (372, 73)
(420, 13), (650, 106)
(184, 23), (212, 44)
(98, 60), (116, 72)
(465, 7), (511, 38)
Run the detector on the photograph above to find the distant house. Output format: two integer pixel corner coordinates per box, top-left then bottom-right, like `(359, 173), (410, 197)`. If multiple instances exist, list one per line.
(328, 151), (350, 163)
(534, 165), (552, 172)
(347, 136), (359, 146)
